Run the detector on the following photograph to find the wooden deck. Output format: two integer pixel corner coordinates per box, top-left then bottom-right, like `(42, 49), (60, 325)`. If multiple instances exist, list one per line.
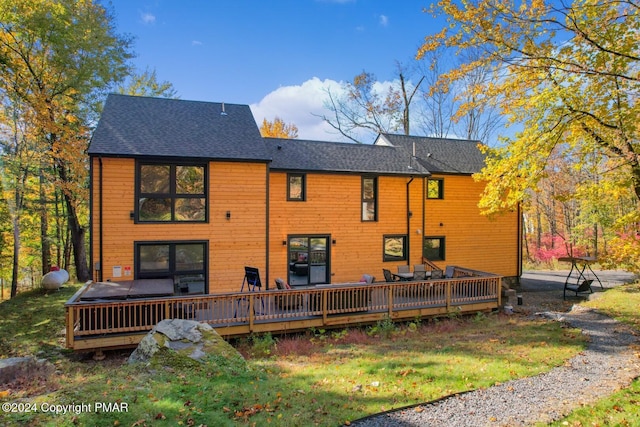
(65, 267), (502, 351)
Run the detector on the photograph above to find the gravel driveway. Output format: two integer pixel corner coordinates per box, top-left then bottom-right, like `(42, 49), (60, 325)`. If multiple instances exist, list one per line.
(352, 270), (640, 427)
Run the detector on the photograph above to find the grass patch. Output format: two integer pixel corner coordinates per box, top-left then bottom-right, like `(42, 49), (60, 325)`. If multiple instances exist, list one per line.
(0, 285), (81, 358)
(1, 289), (589, 426)
(540, 379), (640, 427)
(583, 281), (640, 330)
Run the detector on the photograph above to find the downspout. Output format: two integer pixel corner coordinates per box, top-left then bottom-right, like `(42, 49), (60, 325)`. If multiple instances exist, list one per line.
(98, 156), (104, 282)
(422, 176), (427, 262)
(265, 161), (270, 290)
(406, 176), (414, 264)
(517, 202), (523, 284)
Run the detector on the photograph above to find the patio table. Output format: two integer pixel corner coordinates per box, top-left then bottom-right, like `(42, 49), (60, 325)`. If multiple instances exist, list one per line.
(392, 272), (414, 281)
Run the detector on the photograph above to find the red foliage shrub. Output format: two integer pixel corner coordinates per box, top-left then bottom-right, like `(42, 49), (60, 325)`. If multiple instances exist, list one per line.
(273, 335), (317, 357)
(528, 233), (587, 263)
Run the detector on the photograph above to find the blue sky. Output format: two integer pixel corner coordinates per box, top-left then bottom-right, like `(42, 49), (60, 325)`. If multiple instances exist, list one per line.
(106, 1), (439, 141)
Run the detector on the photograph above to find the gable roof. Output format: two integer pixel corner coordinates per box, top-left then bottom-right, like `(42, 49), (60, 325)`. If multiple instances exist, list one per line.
(375, 134), (486, 174)
(88, 95), (486, 175)
(88, 94), (269, 161)
(265, 137), (430, 176)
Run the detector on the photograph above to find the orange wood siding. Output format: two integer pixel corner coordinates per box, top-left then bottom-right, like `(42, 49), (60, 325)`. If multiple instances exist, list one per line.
(91, 158), (267, 293)
(424, 174), (519, 277)
(268, 172), (425, 285)
(92, 158), (518, 294)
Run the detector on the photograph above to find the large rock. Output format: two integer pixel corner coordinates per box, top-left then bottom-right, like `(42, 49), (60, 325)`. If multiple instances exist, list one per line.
(128, 319), (245, 371)
(0, 356), (55, 385)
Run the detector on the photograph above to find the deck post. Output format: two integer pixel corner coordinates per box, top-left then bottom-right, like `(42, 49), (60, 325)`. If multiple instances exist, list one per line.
(65, 306), (74, 349)
(249, 295), (254, 331)
(387, 285), (393, 318)
(322, 289), (327, 323)
(165, 300), (172, 320)
(446, 281), (451, 311)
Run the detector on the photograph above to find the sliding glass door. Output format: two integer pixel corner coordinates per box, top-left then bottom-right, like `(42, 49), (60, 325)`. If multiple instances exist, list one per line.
(288, 235), (329, 286)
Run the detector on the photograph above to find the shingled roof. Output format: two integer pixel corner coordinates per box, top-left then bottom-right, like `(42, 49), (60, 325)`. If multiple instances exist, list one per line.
(88, 95), (486, 175)
(88, 94), (269, 161)
(375, 134), (486, 174)
(265, 137), (430, 176)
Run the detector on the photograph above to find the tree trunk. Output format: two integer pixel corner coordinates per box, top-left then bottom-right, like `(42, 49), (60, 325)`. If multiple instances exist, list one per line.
(56, 165), (90, 282)
(11, 213), (20, 298)
(39, 167), (51, 274)
(631, 163), (640, 204)
(67, 207), (90, 282)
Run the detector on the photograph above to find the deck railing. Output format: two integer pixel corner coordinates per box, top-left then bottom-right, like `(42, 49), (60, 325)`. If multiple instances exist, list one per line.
(65, 266), (501, 351)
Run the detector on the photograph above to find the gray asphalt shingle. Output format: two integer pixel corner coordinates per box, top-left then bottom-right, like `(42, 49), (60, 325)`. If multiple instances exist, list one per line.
(265, 137), (430, 175)
(89, 95), (486, 175)
(88, 94), (269, 161)
(377, 134), (486, 174)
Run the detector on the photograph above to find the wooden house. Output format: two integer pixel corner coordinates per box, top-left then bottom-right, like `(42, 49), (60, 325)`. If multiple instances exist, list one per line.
(88, 94), (521, 296)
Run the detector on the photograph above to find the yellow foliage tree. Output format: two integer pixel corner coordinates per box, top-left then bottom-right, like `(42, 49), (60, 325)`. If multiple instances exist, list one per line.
(419, 0), (640, 270)
(260, 117), (299, 139)
(0, 0), (134, 285)
(419, 0), (639, 206)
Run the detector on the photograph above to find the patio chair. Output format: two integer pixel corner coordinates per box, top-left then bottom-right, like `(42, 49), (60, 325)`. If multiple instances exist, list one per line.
(361, 274), (375, 284)
(241, 267), (262, 291)
(414, 264), (426, 273)
(413, 270), (427, 280)
(431, 269), (443, 279)
(444, 266), (455, 278)
(274, 278), (302, 309)
(397, 265), (411, 274)
(383, 269), (398, 282)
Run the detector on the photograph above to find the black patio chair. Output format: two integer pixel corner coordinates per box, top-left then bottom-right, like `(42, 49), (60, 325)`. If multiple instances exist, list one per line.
(383, 269), (398, 282)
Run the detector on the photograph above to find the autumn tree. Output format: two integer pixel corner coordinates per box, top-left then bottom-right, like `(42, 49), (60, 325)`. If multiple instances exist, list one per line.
(0, 0), (134, 286)
(0, 97), (40, 296)
(260, 117), (299, 139)
(319, 68), (423, 143)
(419, 0), (640, 268)
(416, 46), (456, 139)
(117, 67), (179, 99)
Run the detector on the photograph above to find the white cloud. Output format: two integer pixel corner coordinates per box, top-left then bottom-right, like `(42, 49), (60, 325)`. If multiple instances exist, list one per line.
(251, 76), (409, 143)
(140, 12), (156, 24)
(251, 78), (347, 141)
(192, 40), (203, 46)
(379, 14), (389, 27)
